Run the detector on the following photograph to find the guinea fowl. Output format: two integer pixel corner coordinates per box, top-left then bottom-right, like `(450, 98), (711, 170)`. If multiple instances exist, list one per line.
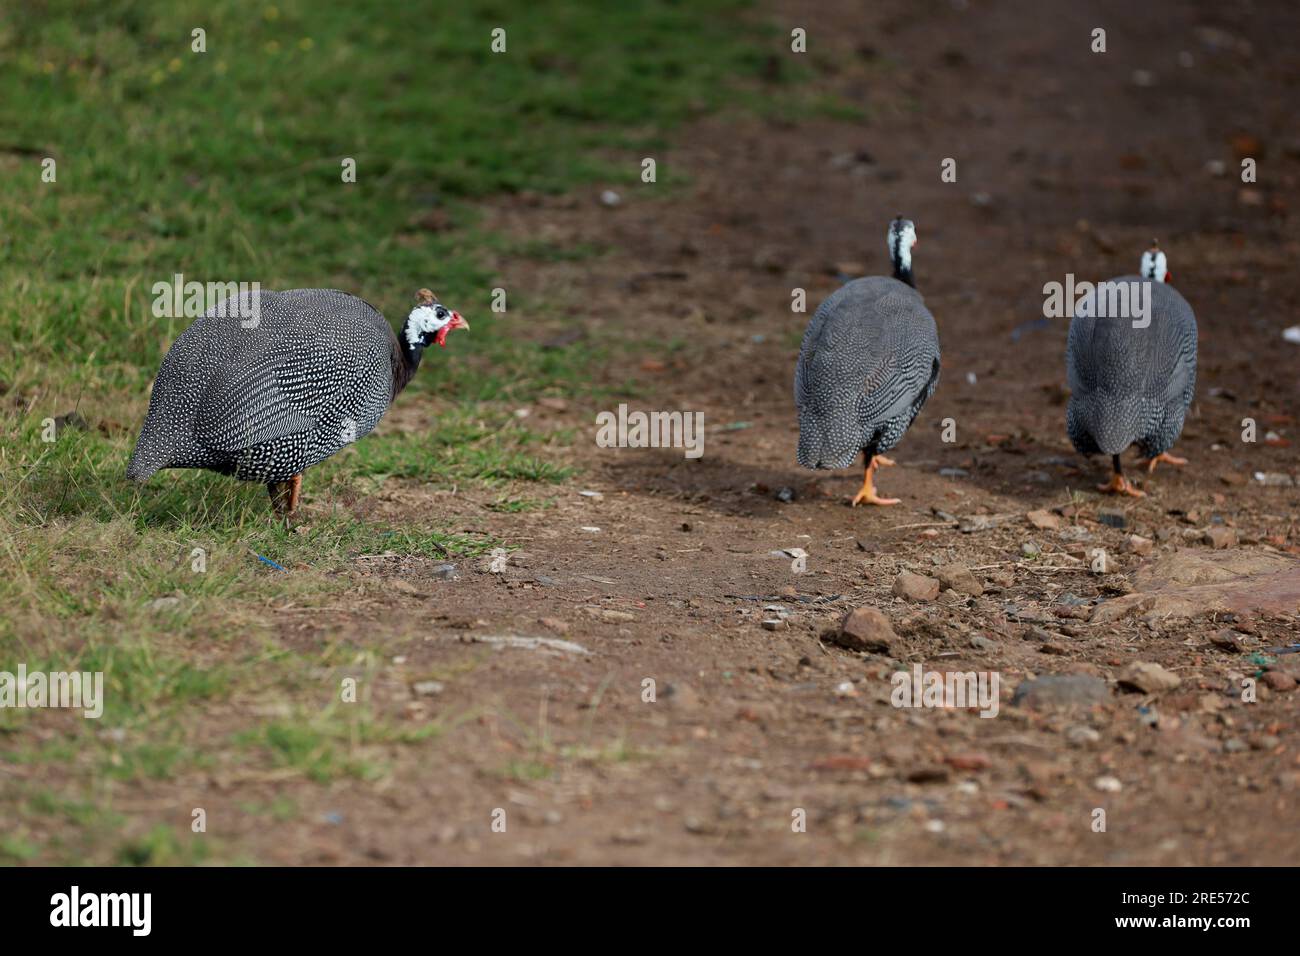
(1066, 242), (1197, 497)
(126, 287), (468, 515)
(795, 217), (941, 506)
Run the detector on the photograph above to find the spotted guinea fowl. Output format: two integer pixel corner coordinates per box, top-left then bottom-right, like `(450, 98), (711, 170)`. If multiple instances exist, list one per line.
(126, 287), (468, 515)
(1066, 241), (1197, 497)
(795, 217), (941, 506)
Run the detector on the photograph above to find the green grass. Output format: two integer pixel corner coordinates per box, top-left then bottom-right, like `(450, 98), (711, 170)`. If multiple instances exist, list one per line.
(0, 0), (820, 865)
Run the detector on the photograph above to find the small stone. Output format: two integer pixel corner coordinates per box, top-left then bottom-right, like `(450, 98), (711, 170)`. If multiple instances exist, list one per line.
(431, 564), (459, 580)
(1097, 510), (1127, 529)
(1012, 674), (1110, 710)
(1066, 725), (1101, 745)
(1262, 671), (1296, 692)
(944, 752), (991, 771)
(599, 189), (622, 207)
(833, 606), (897, 653)
(774, 486), (796, 503)
(1021, 540), (1042, 558)
(970, 634), (997, 652)
(987, 568), (1016, 588)
(1209, 629), (1243, 653)
(539, 617), (569, 635)
(761, 618), (785, 631)
(892, 571), (941, 602)
(1203, 526), (1237, 549)
(936, 563), (984, 596)
(600, 609), (636, 623)
(1124, 534), (1154, 556)
(834, 680), (858, 698)
(146, 596), (182, 611)
(1094, 775), (1123, 793)
(1223, 737), (1248, 753)
(412, 680), (444, 697)
(1118, 661), (1182, 693)
(907, 766), (950, 784)
(1027, 509), (1061, 530)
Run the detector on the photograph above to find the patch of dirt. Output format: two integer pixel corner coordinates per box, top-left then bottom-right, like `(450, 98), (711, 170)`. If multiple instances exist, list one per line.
(148, 0), (1300, 864)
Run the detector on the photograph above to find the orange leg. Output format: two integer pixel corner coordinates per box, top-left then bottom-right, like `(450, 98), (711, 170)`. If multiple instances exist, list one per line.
(267, 473), (303, 516)
(1097, 455), (1145, 497)
(1137, 451), (1188, 474)
(851, 454), (901, 507)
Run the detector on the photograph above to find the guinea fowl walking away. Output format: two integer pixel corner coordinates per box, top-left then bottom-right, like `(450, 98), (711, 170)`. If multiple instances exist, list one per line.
(127, 287), (468, 515)
(795, 217), (941, 506)
(1066, 242), (1197, 497)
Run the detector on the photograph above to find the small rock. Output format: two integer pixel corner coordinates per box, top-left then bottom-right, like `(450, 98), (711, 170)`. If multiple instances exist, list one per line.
(1223, 737), (1248, 753)
(1118, 661), (1182, 693)
(1203, 527), (1237, 549)
(1012, 674), (1110, 710)
(1066, 725), (1101, 745)
(146, 596), (182, 611)
(599, 189), (622, 207)
(599, 609), (636, 623)
(970, 634), (997, 652)
(1097, 510), (1127, 529)
(1209, 629), (1243, 653)
(774, 486), (796, 503)
(944, 752), (991, 771)
(761, 618), (785, 631)
(907, 766), (950, 784)
(1094, 775), (1123, 793)
(936, 563), (984, 596)
(1021, 540), (1042, 558)
(892, 571), (941, 602)
(539, 617), (569, 635)
(431, 564), (459, 580)
(1124, 534), (1154, 556)
(1262, 671), (1297, 692)
(833, 606), (897, 653)
(412, 680), (444, 697)
(834, 680), (858, 698)
(1027, 509), (1061, 531)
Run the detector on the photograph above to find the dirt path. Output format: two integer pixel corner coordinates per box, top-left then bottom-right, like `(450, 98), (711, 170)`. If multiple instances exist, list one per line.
(215, 0), (1300, 864)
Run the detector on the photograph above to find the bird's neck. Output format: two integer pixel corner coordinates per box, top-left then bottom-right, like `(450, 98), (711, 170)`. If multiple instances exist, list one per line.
(393, 321), (426, 398)
(890, 238), (915, 288)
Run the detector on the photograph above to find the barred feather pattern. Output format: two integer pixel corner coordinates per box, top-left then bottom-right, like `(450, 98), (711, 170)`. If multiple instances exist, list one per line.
(1066, 277), (1197, 459)
(127, 289), (400, 484)
(795, 276), (941, 470)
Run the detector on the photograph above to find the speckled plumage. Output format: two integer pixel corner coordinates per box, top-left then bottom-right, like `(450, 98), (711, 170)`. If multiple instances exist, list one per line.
(127, 288), (407, 485)
(1066, 277), (1197, 460)
(795, 276), (941, 470)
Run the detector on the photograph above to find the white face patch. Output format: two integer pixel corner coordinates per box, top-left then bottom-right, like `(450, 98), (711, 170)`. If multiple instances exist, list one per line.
(405, 304), (452, 346)
(888, 219), (917, 272)
(1140, 249), (1168, 282)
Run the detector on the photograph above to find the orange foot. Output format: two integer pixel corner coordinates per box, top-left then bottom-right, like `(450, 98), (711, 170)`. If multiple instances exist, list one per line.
(1097, 472), (1146, 497)
(268, 473), (303, 517)
(851, 455), (901, 506)
(1138, 451), (1188, 474)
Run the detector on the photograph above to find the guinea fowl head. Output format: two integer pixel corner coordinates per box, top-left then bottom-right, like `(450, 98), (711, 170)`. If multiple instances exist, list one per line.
(888, 216), (918, 288)
(404, 288), (469, 350)
(1140, 240), (1169, 283)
